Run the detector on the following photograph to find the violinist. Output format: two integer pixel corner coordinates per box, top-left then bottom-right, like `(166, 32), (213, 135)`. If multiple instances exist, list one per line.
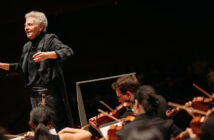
(201, 110), (214, 140)
(26, 106), (92, 140)
(111, 75), (141, 118)
(89, 75), (140, 130)
(183, 109), (214, 140)
(124, 126), (164, 140)
(116, 86), (182, 140)
(166, 84), (214, 118)
(185, 94), (214, 112)
(137, 85), (168, 119)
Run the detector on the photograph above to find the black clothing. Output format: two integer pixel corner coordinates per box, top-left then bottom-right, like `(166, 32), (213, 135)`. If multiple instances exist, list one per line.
(27, 32), (46, 86)
(116, 114), (182, 140)
(52, 135), (60, 140)
(10, 33), (74, 87)
(201, 113), (214, 140)
(120, 94), (167, 119)
(120, 107), (133, 119)
(30, 134), (60, 140)
(9, 33), (74, 131)
(156, 94), (168, 119)
(30, 86), (69, 131)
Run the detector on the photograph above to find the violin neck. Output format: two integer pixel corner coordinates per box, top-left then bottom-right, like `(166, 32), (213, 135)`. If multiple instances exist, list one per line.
(168, 102), (207, 115)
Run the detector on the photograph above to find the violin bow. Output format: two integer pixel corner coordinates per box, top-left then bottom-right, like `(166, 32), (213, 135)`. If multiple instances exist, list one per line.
(4, 134), (24, 138)
(97, 109), (121, 122)
(193, 83), (212, 98)
(206, 106), (214, 117)
(168, 102), (207, 116)
(99, 101), (114, 112)
(81, 124), (91, 130)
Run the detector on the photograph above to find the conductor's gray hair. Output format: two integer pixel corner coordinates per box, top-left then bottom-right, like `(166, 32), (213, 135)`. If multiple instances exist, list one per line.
(25, 11), (48, 32)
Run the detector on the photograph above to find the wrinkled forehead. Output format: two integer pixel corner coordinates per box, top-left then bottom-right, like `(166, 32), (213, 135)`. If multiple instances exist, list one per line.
(25, 17), (38, 24)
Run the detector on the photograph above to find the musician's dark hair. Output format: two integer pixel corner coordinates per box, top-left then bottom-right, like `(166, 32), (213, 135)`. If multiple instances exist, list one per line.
(30, 106), (52, 140)
(134, 86), (160, 116)
(138, 85), (156, 94)
(112, 75), (140, 94)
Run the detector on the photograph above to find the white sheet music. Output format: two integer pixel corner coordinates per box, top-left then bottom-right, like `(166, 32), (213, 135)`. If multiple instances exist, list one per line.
(99, 121), (122, 137)
(10, 136), (24, 140)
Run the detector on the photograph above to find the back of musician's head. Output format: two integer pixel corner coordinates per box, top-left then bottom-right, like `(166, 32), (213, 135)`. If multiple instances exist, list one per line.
(30, 106), (52, 140)
(112, 75), (140, 94)
(139, 85), (156, 94)
(134, 86), (160, 116)
(125, 126), (164, 140)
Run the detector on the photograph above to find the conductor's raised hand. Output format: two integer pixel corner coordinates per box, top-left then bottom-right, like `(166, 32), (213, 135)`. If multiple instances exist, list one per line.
(33, 51), (57, 62)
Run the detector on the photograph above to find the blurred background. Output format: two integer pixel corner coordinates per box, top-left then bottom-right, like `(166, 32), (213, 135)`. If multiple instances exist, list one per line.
(0, 0), (214, 134)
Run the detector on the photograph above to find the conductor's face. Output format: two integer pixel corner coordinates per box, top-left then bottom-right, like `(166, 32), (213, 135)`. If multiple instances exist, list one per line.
(25, 17), (44, 40)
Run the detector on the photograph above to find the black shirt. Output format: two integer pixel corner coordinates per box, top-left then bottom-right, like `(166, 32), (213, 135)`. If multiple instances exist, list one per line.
(156, 94), (168, 119)
(201, 113), (214, 140)
(119, 107), (133, 119)
(30, 134), (60, 140)
(116, 113), (182, 140)
(27, 33), (45, 86)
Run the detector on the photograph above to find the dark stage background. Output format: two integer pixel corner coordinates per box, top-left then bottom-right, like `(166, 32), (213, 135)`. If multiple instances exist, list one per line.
(0, 0), (214, 133)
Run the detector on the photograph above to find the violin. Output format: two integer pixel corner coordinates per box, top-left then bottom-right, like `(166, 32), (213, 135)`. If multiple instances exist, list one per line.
(121, 115), (135, 126)
(89, 102), (131, 131)
(190, 107), (214, 138)
(107, 125), (122, 140)
(189, 96), (212, 112)
(171, 114), (208, 140)
(167, 83), (213, 118)
(169, 102), (214, 140)
(98, 102), (131, 124)
(95, 108), (135, 140)
(106, 115), (135, 140)
(166, 97), (212, 118)
(191, 83), (214, 112)
(5, 132), (33, 140)
(189, 115), (206, 137)
(166, 107), (180, 117)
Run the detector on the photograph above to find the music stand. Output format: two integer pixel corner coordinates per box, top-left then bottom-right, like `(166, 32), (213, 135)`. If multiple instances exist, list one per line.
(76, 72), (136, 127)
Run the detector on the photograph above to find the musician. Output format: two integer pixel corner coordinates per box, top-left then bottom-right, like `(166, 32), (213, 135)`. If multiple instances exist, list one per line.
(111, 75), (140, 118)
(136, 85), (168, 119)
(27, 106), (92, 140)
(0, 11), (74, 132)
(185, 95), (214, 110)
(116, 86), (182, 140)
(184, 111), (214, 140)
(112, 77), (167, 119)
(124, 126), (164, 140)
(201, 111), (214, 140)
(88, 75), (140, 133)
